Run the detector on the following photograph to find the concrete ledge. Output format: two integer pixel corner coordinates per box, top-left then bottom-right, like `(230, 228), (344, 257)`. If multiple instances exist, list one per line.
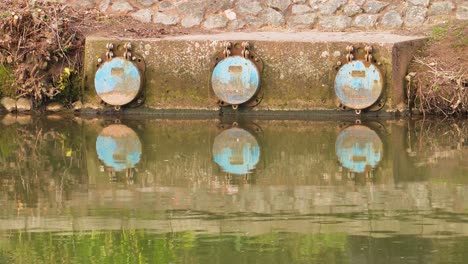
(83, 32), (426, 114)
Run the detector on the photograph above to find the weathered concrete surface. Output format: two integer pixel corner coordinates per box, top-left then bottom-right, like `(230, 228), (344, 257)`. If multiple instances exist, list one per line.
(83, 32), (425, 113)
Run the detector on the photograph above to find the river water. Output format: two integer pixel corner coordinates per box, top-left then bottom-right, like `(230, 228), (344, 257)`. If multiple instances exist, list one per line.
(0, 115), (467, 263)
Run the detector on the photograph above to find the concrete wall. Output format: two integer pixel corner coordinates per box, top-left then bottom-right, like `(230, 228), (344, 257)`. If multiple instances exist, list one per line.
(64, 0), (466, 30)
(82, 32), (425, 112)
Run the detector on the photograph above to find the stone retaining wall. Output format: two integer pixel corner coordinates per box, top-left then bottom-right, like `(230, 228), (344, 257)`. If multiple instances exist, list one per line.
(64, 0), (466, 31)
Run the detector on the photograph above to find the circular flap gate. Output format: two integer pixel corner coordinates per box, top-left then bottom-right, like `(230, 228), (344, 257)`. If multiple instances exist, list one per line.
(335, 125), (383, 173)
(95, 57), (141, 106)
(212, 127), (260, 175)
(335, 45), (384, 112)
(94, 43), (145, 108)
(335, 60), (383, 110)
(212, 56), (260, 105)
(212, 42), (263, 109)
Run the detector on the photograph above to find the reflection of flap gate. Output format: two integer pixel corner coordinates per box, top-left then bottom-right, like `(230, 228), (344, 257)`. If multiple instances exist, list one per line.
(211, 42), (263, 110)
(335, 125), (383, 173)
(212, 127), (260, 175)
(96, 124), (142, 172)
(335, 45), (385, 114)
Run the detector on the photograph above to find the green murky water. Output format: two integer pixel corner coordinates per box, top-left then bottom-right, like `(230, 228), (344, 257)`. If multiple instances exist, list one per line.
(0, 115), (467, 264)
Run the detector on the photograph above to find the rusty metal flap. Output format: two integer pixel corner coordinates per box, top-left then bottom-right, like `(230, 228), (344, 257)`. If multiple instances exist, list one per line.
(335, 60), (383, 110)
(212, 56), (260, 105)
(95, 57), (142, 106)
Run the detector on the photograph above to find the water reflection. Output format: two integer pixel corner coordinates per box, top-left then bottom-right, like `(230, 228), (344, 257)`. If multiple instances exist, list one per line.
(335, 124), (383, 174)
(96, 124), (142, 182)
(212, 125), (260, 175)
(0, 117), (467, 263)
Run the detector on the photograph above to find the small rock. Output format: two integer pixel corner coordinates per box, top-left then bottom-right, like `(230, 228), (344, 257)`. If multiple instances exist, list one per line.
(407, 0), (430, 7)
(293, 0), (306, 3)
(353, 14), (378, 28)
(353, 0), (366, 5)
(136, 0), (158, 7)
(0, 97), (16, 112)
(343, 5), (362, 16)
(267, 0), (291, 11)
(203, 14), (228, 29)
(205, 0), (231, 12)
(380, 10), (403, 29)
(241, 16), (266, 28)
(429, 1), (455, 16)
(319, 0), (347, 15)
(224, 9), (237, 20)
(83, 103), (101, 110)
(227, 19), (246, 30)
(99, 0), (111, 12)
(456, 5), (468, 20)
(405, 6), (427, 27)
(16, 98), (32, 112)
(131, 9), (153, 23)
(363, 1), (388, 14)
(158, 1), (174, 11)
(319, 15), (352, 30)
(236, 0), (263, 15)
(177, 1), (206, 15)
(181, 13), (204, 28)
(261, 8), (285, 26)
(292, 4), (312, 15)
(46, 102), (64, 112)
(110, 0), (134, 13)
(72, 101), (83, 111)
(287, 13), (317, 27)
(154, 12), (180, 25)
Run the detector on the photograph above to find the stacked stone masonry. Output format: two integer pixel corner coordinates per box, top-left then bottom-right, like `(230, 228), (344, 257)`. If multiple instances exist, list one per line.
(63, 0), (466, 30)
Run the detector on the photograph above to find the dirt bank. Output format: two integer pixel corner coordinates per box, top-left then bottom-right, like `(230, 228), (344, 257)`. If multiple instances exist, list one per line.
(407, 20), (467, 116)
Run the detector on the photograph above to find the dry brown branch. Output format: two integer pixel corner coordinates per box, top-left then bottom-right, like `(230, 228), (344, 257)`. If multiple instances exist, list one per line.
(413, 57), (467, 116)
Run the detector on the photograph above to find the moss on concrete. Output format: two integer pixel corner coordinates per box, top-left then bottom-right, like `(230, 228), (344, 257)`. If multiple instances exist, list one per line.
(0, 66), (15, 98)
